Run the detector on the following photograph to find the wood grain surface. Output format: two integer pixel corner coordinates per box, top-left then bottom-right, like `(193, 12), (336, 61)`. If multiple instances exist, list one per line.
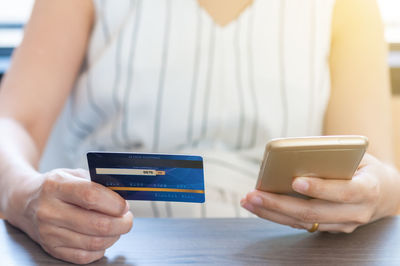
(1, 217), (400, 265)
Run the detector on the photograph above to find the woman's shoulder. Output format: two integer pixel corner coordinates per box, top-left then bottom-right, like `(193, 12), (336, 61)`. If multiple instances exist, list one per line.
(92, 0), (133, 31)
(86, 0), (134, 59)
(332, 0), (383, 39)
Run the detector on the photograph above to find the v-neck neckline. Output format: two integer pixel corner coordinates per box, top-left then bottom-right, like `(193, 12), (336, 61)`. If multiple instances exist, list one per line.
(197, 0), (254, 27)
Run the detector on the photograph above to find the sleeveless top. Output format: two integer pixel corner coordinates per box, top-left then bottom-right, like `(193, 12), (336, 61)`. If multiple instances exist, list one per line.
(41, 0), (336, 218)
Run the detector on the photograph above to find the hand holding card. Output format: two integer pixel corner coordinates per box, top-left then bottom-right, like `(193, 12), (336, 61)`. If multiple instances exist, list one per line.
(87, 152), (205, 203)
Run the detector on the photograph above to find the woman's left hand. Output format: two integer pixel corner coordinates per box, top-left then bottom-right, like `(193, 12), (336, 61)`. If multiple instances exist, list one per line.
(241, 154), (400, 233)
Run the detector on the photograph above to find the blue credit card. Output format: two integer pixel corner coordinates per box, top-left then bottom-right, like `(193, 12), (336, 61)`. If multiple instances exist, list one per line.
(87, 152), (205, 203)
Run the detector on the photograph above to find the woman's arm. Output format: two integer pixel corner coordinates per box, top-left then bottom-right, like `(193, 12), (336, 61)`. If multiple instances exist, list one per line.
(0, 0), (93, 152)
(393, 96), (400, 172)
(0, 1), (132, 264)
(241, 0), (400, 231)
(325, 0), (393, 162)
(326, 0), (400, 215)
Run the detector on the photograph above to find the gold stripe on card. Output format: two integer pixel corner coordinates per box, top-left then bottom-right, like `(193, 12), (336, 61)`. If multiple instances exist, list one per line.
(108, 187), (205, 194)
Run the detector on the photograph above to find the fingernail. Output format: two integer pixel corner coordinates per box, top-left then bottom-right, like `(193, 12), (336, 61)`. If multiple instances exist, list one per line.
(249, 196), (263, 206)
(292, 224), (303, 230)
(124, 201), (129, 213)
(293, 178), (309, 193)
(241, 202), (255, 212)
(240, 198), (246, 206)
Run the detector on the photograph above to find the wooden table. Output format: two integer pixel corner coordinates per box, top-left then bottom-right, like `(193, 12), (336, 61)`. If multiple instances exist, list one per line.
(1, 217), (400, 265)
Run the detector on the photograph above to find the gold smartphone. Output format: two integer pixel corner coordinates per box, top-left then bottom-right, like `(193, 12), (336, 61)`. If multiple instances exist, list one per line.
(256, 135), (368, 195)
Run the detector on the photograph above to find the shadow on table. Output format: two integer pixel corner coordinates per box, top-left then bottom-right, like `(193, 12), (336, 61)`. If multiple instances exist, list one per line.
(4, 222), (136, 266)
(237, 217), (400, 265)
(97, 255), (137, 266)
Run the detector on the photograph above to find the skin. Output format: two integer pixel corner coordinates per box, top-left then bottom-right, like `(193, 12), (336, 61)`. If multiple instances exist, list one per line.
(393, 96), (400, 170)
(242, 0), (400, 233)
(0, 0), (398, 264)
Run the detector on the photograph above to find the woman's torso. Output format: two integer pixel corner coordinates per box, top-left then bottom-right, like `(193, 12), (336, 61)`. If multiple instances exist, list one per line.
(41, 0), (336, 217)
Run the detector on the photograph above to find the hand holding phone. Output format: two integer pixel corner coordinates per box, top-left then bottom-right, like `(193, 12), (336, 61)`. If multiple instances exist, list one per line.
(256, 135), (368, 195)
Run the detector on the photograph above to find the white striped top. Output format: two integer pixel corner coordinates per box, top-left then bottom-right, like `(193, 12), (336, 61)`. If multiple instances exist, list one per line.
(41, 0), (336, 218)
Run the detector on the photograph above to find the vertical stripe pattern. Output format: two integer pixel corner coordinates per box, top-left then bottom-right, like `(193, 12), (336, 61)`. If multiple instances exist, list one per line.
(308, 0), (316, 135)
(187, 7), (203, 145)
(246, 5), (258, 147)
(120, 0), (142, 146)
(234, 19), (245, 149)
(152, 0), (172, 152)
(45, 0), (335, 218)
(279, 0), (288, 138)
(198, 23), (216, 145)
(100, 0), (110, 42)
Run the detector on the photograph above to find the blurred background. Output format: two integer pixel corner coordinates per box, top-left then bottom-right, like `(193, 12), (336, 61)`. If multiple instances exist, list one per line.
(380, 0), (400, 95)
(0, 0), (33, 81)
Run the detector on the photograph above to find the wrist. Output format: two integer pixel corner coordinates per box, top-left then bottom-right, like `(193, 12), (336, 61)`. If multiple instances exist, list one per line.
(377, 163), (400, 218)
(388, 165), (400, 216)
(2, 168), (42, 230)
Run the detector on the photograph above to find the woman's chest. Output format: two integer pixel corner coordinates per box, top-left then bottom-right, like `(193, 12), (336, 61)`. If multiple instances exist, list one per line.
(76, 0), (335, 148)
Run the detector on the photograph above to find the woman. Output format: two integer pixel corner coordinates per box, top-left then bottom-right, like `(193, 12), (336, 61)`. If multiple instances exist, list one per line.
(0, 0), (399, 264)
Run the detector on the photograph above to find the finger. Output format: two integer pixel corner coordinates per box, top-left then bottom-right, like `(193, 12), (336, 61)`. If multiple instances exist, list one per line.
(43, 246), (105, 265)
(317, 223), (360, 234)
(241, 200), (360, 233)
(54, 172), (129, 217)
(40, 224), (120, 251)
(62, 168), (90, 180)
(45, 200), (134, 237)
(241, 200), (308, 229)
(245, 190), (371, 224)
(291, 173), (377, 203)
(359, 153), (379, 167)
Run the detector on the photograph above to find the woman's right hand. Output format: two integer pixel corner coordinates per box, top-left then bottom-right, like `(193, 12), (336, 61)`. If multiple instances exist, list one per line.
(5, 168), (133, 265)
